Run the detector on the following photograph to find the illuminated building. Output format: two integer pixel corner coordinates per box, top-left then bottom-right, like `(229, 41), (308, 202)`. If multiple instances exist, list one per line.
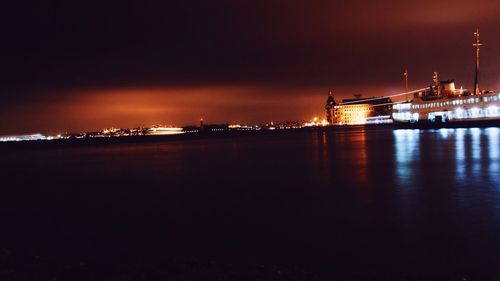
(334, 104), (372, 125)
(332, 96), (392, 125)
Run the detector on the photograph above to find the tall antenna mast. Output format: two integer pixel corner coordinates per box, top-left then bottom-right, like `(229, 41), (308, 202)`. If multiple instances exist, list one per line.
(473, 28), (482, 95)
(403, 69), (409, 100)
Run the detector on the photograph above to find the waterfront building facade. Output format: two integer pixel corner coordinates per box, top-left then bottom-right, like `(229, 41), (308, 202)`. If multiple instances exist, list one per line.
(330, 97), (392, 125)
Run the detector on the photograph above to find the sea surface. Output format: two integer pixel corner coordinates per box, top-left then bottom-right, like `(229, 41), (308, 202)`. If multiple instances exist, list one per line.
(1, 127), (499, 280)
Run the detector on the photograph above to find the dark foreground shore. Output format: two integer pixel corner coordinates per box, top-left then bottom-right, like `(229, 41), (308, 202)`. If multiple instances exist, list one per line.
(0, 249), (490, 281)
(0, 249), (329, 281)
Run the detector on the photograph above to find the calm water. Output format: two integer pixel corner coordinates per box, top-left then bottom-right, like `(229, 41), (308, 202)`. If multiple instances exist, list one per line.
(1, 127), (499, 279)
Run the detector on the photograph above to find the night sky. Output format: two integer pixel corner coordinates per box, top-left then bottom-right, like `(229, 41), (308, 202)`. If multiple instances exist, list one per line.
(1, 0), (499, 134)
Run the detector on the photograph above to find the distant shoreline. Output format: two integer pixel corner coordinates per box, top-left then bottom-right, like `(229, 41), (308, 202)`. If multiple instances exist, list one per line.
(3, 122), (500, 149)
(0, 125), (393, 149)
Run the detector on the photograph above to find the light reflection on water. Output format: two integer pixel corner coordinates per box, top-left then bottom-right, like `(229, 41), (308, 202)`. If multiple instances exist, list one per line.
(455, 128), (466, 182)
(394, 128), (499, 184)
(487, 127), (500, 160)
(352, 130), (368, 186)
(394, 127), (500, 217)
(393, 129), (420, 188)
(471, 128), (482, 178)
(485, 128), (500, 213)
(487, 128), (499, 188)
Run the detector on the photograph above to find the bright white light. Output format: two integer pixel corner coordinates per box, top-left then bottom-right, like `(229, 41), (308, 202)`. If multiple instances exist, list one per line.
(486, 106), (499, 117)
(470, 107), (481, 118)
(454, 107), (464, 119)
(470, 127), (481, 139)
(439, 128), (452, 138)
(394, 103), (411, 111)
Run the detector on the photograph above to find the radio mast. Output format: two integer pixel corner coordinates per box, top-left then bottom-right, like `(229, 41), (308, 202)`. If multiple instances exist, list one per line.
(473, 28), (482, 95)
(403, 69), (409, 101)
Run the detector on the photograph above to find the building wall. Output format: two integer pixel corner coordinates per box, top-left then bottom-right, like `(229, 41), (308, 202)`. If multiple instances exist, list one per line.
(334, 104), (373, 125)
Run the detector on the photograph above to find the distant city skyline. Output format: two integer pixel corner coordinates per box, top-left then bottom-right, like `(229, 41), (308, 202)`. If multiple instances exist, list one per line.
(1, 0), (500, 134)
